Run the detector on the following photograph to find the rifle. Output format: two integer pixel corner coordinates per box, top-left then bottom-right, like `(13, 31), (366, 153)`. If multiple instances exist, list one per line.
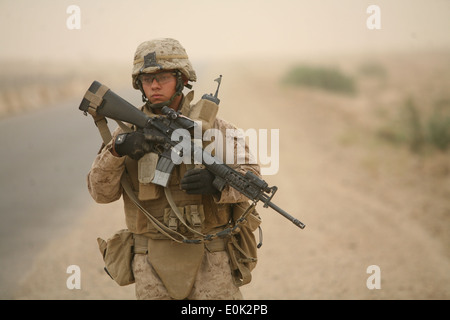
(79, 81), (305, 230)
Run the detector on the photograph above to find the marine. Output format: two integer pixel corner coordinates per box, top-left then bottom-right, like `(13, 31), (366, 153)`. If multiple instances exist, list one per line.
(86, 38), (262, 300)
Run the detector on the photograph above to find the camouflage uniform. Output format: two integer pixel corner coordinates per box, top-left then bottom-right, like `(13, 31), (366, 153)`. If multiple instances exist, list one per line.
(87, 38), (260, 300)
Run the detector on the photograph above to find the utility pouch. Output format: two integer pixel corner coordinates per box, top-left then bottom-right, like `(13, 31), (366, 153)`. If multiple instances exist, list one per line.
(97, 229), (135, 286)
(226, 202), (262, 287)
(188, 98), (219, 131)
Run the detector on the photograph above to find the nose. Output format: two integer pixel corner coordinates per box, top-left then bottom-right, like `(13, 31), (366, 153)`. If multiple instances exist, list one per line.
(150, 78), (161, 88)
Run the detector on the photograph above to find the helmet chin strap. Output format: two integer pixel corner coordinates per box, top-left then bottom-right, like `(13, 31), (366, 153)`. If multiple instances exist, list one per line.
(144, 95), (177, 111)
(138, 71), (187, 112)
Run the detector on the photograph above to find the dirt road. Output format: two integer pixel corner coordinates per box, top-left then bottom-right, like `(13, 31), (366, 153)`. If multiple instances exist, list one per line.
(10, 53), (450, 300)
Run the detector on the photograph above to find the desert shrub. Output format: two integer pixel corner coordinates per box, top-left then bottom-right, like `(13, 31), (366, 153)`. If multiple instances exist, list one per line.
(427, 99), (450, 151)
(358, 61), (387, 79)
(401, 97), (425, 152)
(281, 65), (356, 94)
(377, 97), (450, 152)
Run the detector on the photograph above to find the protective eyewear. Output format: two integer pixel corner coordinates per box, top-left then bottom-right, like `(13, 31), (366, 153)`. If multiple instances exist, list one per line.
(139, 72), (176, 85)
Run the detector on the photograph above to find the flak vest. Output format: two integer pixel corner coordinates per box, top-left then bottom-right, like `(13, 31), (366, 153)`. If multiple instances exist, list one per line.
(120, 91), (232, 239)
(118, 91), (242, 299)
(95, 91), (260, 298)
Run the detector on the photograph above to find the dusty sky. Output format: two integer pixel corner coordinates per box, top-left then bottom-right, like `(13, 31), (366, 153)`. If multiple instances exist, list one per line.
(1, 0), (449, 64)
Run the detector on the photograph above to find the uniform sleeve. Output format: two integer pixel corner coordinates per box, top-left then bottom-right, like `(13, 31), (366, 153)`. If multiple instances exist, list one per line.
(211, 118), (261, 204)
(87, 128), (126, 204)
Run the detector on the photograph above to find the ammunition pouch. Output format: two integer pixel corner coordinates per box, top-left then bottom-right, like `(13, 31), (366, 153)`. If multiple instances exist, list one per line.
(163, 204), (205, 235)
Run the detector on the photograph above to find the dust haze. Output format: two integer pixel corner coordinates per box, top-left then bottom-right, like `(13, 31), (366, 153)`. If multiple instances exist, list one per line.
(1, 0), (449, 300)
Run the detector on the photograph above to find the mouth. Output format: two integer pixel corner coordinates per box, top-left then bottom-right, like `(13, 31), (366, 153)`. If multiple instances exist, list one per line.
(150, 95), (164, 103)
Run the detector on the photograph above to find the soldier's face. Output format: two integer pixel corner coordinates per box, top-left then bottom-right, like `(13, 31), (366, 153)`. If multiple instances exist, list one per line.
(141, 71), (177, 105)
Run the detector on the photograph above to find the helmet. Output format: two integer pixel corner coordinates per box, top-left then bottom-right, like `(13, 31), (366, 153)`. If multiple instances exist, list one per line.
(132, 38), (196, 90)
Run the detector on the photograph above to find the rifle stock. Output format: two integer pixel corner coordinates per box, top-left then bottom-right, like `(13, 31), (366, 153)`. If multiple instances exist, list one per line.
(79, 81), (151, 128)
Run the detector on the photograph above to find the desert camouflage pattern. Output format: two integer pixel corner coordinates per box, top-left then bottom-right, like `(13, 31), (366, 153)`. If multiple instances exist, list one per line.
(132, 38), (197, 89)
(132, 251), (243, 300)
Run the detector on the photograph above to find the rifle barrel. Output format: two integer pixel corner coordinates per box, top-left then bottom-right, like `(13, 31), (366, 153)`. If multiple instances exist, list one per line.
(265, 201), (306, 229)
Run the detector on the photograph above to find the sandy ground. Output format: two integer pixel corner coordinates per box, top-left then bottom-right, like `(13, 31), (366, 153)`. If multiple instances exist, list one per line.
(9, 51), (450, 300)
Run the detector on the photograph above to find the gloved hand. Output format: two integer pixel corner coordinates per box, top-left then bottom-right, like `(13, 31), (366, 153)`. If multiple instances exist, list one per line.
(180, 168), (219, 195)
(113, 131), (154, 160)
